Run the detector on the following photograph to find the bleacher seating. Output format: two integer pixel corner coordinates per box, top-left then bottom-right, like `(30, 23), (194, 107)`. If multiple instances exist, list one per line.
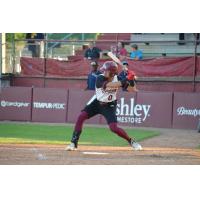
(21, 33), (200, 60)
(70, 33), (199, 59)
(129, 33), (200, 57)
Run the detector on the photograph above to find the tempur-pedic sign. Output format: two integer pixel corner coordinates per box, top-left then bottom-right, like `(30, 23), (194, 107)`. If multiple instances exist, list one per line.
(33, 102), (65, 109)
(31, 88), (68, 123)
(116, 97), (151, 124)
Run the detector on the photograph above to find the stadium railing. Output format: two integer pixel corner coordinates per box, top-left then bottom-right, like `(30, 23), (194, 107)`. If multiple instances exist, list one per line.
(1, 34), (200, 92)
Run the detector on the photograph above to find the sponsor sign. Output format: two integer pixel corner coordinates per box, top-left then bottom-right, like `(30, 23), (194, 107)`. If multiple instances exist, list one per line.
(33, 102), (65, 109)
(113, 92), (173, 128)
(173, 93), (200, 129)
(177, 107), (200, 117)
(0, 87), (32, 121)
(100, 92), (173, 128)
(31, 88), (68, 123)
(0, 100), (30, 108)
(116, 96), (151, 125)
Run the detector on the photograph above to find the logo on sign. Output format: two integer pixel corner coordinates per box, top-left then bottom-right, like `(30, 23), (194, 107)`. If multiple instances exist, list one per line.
(0, 100), (30, 108)
(116, 98), (151, 124)
(33, 102), (65, 110)
(177, 107), (200, 117)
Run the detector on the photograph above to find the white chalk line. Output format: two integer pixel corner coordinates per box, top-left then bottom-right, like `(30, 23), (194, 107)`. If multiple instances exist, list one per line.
(82, 152), (109, 155)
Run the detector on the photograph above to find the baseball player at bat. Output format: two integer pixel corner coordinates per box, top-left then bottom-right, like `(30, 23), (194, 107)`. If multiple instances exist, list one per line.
(66, 61), (142, 151)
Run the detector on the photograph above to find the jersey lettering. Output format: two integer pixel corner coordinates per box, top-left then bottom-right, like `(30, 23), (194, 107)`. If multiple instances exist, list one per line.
(95, 75), (118, 102)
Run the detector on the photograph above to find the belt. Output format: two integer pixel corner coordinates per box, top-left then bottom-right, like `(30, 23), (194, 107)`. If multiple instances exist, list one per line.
(98, 100), (117, 106)
(99, 101), (108, 105)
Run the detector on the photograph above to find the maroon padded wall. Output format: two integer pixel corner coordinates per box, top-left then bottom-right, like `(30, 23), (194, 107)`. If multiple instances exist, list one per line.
(136, 92), (173, 128)
(12, 77), (44, 88)
(45, 78), (87, 89)
(11, 76), (199, 93)
(67, 90), (101, 124)
(1, 87), (199, 130)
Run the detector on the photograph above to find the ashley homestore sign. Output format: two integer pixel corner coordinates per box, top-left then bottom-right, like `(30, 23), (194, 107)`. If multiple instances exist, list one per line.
(116, 97), (151, 124)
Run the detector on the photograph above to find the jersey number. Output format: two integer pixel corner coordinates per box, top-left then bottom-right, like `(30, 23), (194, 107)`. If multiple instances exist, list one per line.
(108, 95), (113, 101)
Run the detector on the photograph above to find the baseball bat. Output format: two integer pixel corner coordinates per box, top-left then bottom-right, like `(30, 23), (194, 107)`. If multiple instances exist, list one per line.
(107, 51), (128, 70)
(107, 52), (122, 65)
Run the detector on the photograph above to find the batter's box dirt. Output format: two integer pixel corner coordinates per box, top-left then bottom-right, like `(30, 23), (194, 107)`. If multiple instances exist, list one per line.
(0, 144), (199, 165)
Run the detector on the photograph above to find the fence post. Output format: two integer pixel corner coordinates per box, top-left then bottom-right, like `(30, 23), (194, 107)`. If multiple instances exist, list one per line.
(43, 33), (47, 88)
(81, 33), (85, 41)
(11, 33), (15, 74)
(193, 33), (197, 92)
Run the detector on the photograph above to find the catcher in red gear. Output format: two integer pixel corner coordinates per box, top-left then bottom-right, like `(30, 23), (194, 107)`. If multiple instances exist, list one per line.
(118, 60), (138, 92)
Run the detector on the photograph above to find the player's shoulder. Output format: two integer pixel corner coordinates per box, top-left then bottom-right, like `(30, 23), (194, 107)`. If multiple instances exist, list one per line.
(96, 74), (106, 80)
(96, 70), (102, 75)
(96, 74), (107, 88)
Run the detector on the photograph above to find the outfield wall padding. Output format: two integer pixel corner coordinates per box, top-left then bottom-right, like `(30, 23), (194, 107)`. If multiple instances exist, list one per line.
(136, 92), (173, 128)
(0, 87), (200, 130)
(67, 90), (101, 124)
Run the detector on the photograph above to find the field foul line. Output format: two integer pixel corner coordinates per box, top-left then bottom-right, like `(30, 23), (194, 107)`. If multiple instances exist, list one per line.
(82, 152), (109, 155)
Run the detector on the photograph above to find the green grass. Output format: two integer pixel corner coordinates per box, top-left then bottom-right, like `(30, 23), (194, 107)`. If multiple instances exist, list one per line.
(0, 123), (160, 146)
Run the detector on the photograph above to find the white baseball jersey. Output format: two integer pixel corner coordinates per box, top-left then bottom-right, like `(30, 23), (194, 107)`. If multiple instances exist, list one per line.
(87, 74), (119, 105)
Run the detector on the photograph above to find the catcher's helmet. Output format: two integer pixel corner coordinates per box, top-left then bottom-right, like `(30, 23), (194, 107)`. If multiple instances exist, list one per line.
(103, 61), (118, 76)
(90, 61), (98, 66)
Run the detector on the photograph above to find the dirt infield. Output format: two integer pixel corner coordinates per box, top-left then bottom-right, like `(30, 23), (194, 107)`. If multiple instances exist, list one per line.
(0, 128), (200, 165)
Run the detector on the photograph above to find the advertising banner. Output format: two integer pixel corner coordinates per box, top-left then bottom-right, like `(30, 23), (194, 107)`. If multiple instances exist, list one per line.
(1, 86), (199, 130)
(0, 87), (32, 121)
(173, 92), (200, 129)
(108, 92), (173, 128)
(32, 88), (68, 123)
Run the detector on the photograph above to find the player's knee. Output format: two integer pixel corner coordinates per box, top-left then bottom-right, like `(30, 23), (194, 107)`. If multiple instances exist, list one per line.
(77, 111), (88, 122)
(109, 123), (118, 133)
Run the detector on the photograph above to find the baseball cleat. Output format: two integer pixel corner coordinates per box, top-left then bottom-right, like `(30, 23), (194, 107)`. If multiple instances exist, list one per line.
(131, 139), (143, 151)
(65, 142), (77, 151)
